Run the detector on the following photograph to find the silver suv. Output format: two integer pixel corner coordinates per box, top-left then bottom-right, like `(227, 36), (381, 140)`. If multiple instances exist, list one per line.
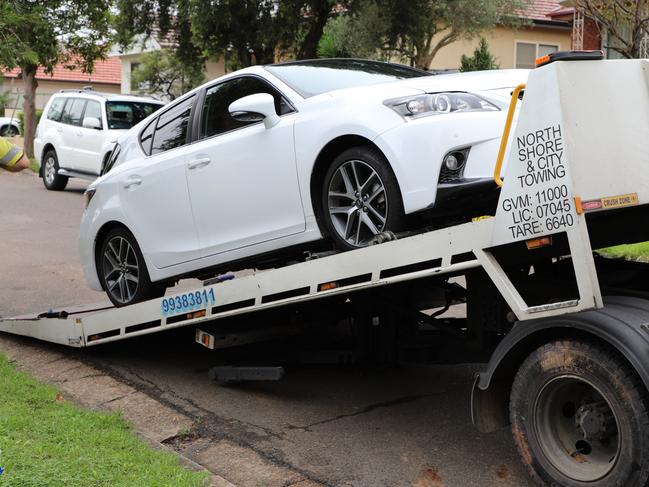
(35, 88), (164, 190)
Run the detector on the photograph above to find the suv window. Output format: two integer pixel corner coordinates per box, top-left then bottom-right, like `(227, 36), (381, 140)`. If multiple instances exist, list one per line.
(61, 98), (86, 126)
(106, 102), (162, 130)
(150, 95), (195, 155)
(47, 97), (66, 122)
(199, 76), (293, 139)
(84, 100), (103, 129)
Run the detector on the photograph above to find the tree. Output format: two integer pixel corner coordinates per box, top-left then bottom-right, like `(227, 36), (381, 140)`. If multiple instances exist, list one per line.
(131, 49), (205, 100)
(380, 0), (530, 70)
(115, 1), (354, 73)
(574, 0), (649, 58)
(0, 0), (112, 158)
(460, 37), (499, 71)
(317, 1), (391, 59)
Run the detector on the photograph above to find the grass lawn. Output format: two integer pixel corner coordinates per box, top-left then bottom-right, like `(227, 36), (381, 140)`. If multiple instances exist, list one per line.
(598, 242), (649, 262)
(0, 354), (208, 486)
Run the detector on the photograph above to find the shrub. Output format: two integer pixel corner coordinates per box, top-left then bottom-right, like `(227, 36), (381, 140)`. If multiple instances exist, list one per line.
(460, 38), (499, 72)
(18, 109), (44, 136)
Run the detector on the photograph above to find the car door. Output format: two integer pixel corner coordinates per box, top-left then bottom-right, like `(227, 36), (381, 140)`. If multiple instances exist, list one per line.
(59, 98), (86, 170)
(184, 75), (304, 259)
(117, 95), (201, 270)
(73, 99), (104, 174)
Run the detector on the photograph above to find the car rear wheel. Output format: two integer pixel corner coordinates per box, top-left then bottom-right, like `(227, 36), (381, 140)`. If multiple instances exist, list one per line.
(42, 150), (68, 191)
(321, 146), (405, 250)
(98, 227), (166, 307)
(0, 125), (19, 136)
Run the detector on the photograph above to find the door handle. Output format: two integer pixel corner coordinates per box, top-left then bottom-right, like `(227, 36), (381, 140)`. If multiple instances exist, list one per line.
(123, 176), (143, 189)
(187, 157), (211, 170)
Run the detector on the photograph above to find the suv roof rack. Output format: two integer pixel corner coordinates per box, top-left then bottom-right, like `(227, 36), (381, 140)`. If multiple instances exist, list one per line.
(57, 87), (110, 98)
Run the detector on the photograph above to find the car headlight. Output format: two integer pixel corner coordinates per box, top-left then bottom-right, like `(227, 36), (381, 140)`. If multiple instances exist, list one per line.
(385, 92), (499, 119)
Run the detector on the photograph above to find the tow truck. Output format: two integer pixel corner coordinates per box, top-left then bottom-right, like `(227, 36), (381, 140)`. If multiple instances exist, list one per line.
(3, 53), (649, 486)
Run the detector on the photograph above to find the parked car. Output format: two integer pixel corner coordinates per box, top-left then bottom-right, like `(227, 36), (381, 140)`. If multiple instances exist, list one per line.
(34, 89), (165, 190)
(80, 58), (528, 306)
(0, 117), (20, 136)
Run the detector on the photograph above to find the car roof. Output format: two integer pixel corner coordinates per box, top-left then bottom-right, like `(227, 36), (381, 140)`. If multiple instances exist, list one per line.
(53, 90), (164, 105)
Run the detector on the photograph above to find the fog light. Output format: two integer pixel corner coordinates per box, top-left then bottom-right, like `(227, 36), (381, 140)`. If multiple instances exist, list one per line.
(444, 151), (466, 171)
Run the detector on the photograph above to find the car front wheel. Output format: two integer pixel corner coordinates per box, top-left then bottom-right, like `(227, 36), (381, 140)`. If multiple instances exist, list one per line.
(321, 146), (405, 250)
(98, 227), (165, 307)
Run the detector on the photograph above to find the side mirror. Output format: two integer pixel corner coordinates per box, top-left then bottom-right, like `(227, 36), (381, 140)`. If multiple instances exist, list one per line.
(82, 117), (102, 130)
(229, 93), (280, 129)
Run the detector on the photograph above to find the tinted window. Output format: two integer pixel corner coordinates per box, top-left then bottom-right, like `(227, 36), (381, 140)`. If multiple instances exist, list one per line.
(199, 76), (293, 139)
(139, 118), (156, 156)
(84, 100), (103, 128)
(266, 59), (429, 97)
(151, 95), (194, 155)
(61, 98), (86, 126)
(47, 98), (66, 122)
(106, 102), (162, 130)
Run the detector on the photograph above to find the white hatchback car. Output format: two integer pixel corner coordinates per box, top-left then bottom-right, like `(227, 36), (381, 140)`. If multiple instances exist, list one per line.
(35, 89), (164, 190)
(80, 59), (528, 306)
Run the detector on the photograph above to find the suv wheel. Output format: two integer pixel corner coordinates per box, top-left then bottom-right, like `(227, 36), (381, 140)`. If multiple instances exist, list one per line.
(42, 150), (68, 191)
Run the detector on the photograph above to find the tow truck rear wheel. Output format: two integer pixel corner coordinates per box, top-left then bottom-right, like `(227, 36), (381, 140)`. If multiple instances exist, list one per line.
(510, 339), (649, 487)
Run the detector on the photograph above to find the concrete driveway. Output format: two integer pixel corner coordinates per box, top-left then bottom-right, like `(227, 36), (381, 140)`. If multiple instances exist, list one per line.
(0, 170), (536, 487)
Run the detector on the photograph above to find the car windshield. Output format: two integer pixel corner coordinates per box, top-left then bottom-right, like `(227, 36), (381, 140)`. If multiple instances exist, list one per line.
(106, 102), (163, 130)
(265, 59), (431, 97)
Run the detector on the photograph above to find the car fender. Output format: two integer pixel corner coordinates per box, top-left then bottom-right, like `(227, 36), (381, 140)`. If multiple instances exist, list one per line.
(472, 296), (649, 433)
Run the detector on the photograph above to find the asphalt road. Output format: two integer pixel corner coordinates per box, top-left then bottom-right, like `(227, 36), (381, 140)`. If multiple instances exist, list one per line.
(0, 170), (536, 487)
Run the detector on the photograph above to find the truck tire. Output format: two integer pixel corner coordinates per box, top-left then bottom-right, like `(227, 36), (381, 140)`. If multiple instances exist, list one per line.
(510, 339), (649, 487)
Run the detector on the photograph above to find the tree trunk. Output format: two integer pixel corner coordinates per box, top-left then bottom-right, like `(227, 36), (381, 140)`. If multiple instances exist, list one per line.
(297, 0), (332, 59)
(22, 64), (38, 159)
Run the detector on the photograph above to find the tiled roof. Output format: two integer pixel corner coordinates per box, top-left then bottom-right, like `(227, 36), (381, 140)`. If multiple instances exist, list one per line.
(519, 0), (568, 22)
(3, 57), (120, 85)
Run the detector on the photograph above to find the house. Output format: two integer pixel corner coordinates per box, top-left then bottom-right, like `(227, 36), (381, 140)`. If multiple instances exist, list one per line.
(429, 0), (572, 70)
(1, 58), (121, 115)
(550, 2), (649, 59)
(110, 30), (225, 100)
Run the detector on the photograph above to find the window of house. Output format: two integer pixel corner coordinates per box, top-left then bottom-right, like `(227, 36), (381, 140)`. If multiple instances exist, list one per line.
(199, 76), (294, 140)
(60, 98), (87, 126)
(47, 97), (66, 122)
(515, 42), (559, 69)
(150, 95), (195, 155)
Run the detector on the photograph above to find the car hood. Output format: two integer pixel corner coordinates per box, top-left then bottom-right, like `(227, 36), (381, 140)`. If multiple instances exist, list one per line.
(325, 69), (530, 101)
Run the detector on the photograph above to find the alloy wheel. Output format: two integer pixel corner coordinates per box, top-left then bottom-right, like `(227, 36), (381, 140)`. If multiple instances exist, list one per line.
(327, 159), (388, 246)
(45, 157), (56, 185)
(102, 236), (140, 304)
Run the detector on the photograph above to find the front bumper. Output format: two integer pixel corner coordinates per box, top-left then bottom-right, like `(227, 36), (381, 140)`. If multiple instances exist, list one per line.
(432, 178), (500, 217)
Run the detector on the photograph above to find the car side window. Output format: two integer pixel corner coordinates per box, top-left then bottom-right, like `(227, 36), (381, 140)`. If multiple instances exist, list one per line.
(139, 118), (157, 156)
(47, 98), (66, 122)
(84, 100), (103, 129)
(61, 98), (87, 126)
(150, 95), (195, 155)
(199, 76), (294, 140)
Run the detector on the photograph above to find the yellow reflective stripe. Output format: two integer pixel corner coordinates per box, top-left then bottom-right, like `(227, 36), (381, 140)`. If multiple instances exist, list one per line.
(0, 145), (22, 167)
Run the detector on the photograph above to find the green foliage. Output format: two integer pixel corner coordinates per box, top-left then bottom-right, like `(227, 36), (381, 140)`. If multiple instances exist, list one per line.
(317, 2), (391, 59)
(379, 0), (531, 69)
(18, 109), (43, 136)
(0, 354), (208, 486)
(131, 49), (206, 100)
(598, 242), (649, 262)
(460, 37), (499, 72)
(0, 0), (113, 157)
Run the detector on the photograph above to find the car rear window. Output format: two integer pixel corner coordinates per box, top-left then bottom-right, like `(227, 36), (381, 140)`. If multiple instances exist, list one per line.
(106, 102), (163, 130)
